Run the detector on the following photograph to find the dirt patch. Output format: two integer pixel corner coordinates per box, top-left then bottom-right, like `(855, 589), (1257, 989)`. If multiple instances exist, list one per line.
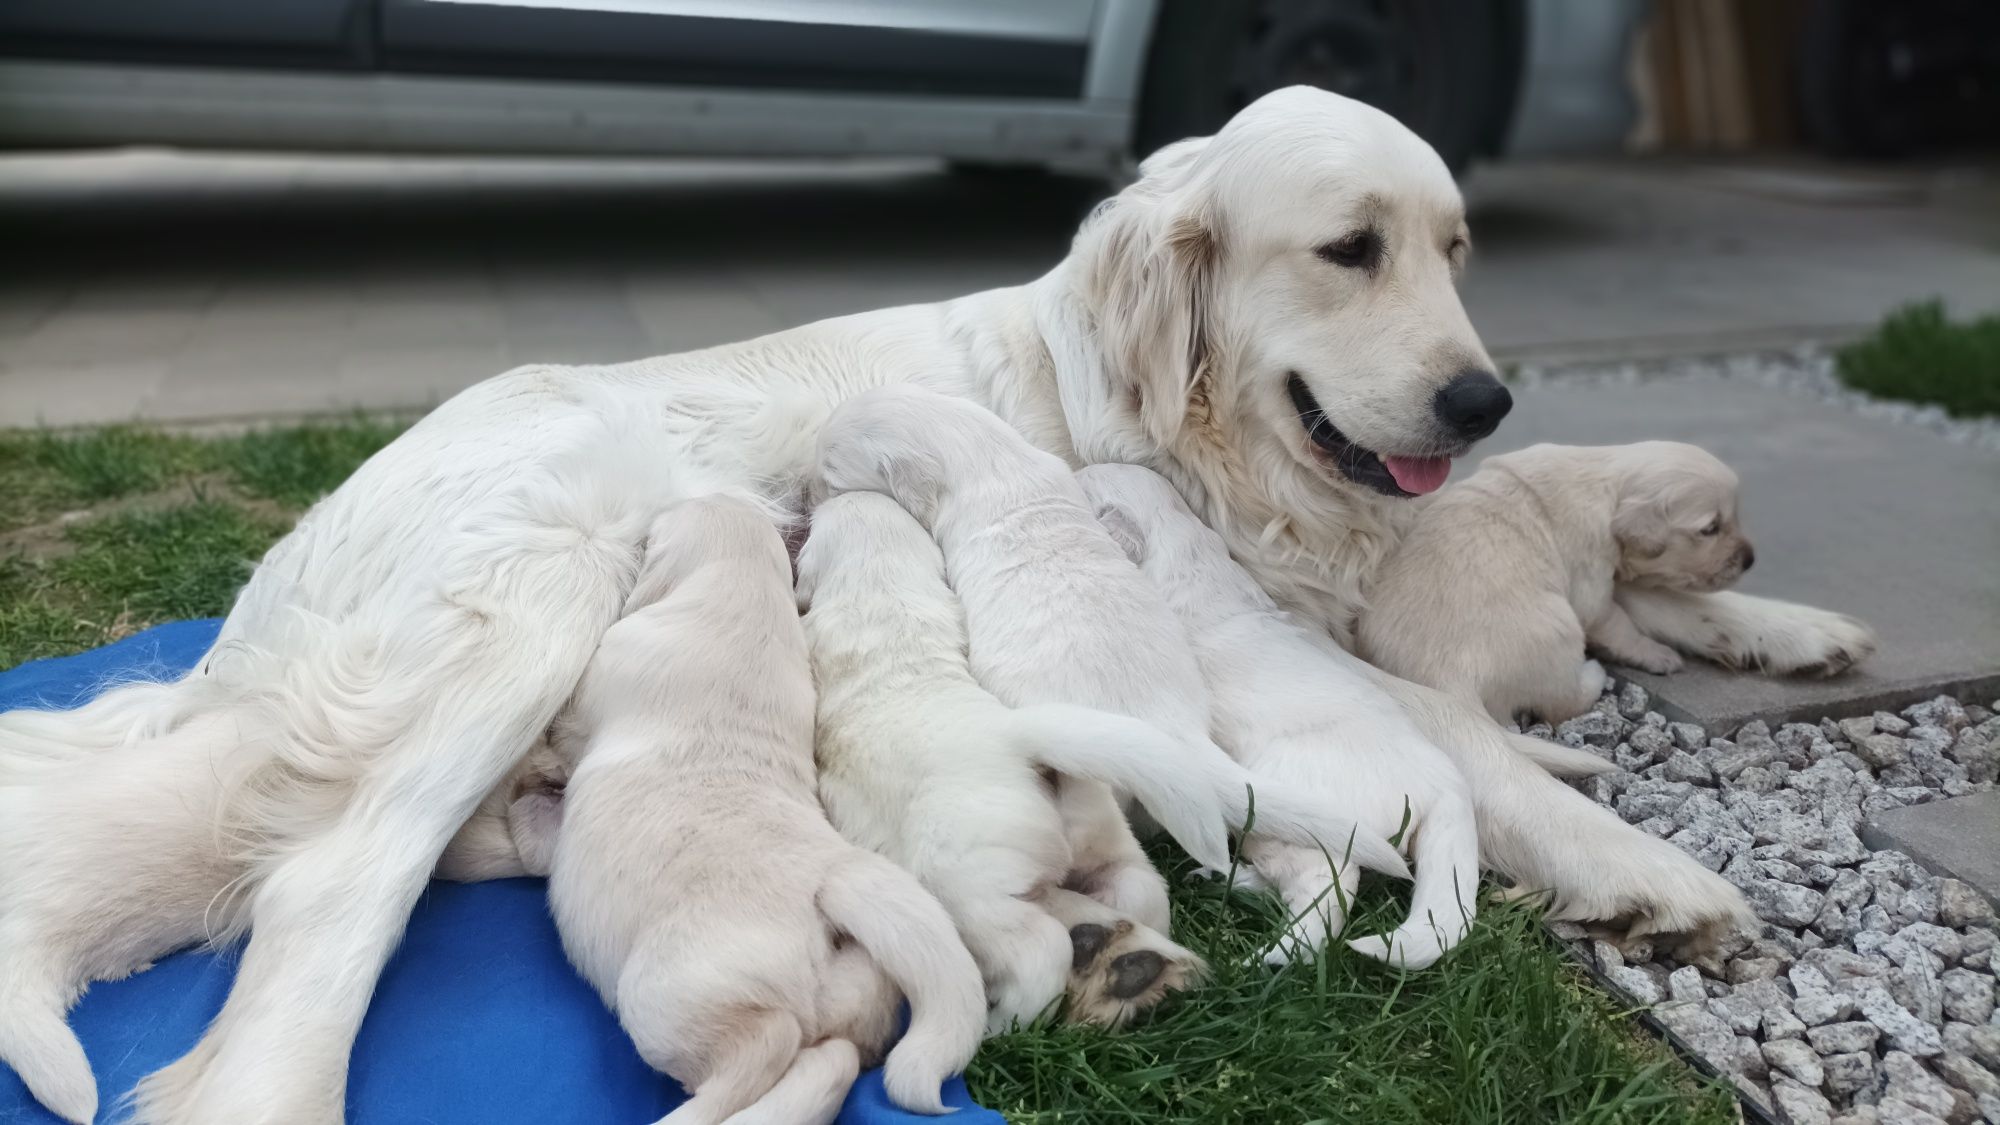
(0, 473), (294, 562)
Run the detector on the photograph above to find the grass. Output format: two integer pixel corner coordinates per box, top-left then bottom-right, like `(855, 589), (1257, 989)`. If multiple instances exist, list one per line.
(1836, 299), (2000, 418)
(971, 850), (1736, 1125)
(0, 418), (1736, 1123)
(0, 419), (405, 667)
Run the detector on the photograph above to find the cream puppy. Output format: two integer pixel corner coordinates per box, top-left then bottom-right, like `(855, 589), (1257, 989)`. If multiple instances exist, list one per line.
(1080, 463), (1479, 971)
(539, 495), (982, 1124)
(1361, 442), (1784, 724)
(815, 385), (1408, 938)
(801, 492), (1220, 1031)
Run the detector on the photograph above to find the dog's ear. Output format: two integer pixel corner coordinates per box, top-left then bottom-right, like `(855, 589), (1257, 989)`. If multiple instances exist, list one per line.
(1081, 137), (1219, 447)
(1611, 492), (1670, 563)
(1093, 501), (1148, 564)
(878, 447), (943, 526)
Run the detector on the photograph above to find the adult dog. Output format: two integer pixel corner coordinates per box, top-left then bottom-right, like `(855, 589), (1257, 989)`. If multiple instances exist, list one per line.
(0, 85), (1842, 1122)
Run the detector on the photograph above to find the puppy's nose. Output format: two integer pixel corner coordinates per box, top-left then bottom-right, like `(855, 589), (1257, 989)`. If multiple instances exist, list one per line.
(1738, 544), (1756, 572)
(1434, 371), (1513, 442)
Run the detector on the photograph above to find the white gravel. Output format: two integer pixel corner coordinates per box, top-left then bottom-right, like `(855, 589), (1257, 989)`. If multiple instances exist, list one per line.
(1535, 684), (2000, 1124)
(1508, 345), (2000, 453)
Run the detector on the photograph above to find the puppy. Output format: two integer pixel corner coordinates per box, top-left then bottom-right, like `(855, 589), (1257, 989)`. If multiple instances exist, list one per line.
(1359, 442), (1757, 724)
(1080, 463), (1479, 970)
(0, 723), (557, 1125)
(815, 385), (1408, 938)
(802, 491), (1231, 1031)
(528, 495), (983, 1123)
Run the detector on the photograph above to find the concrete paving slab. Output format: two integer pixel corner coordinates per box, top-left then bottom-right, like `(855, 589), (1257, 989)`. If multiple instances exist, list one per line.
(1861, 793), (2000, 906)
(1479, 376), (2000, 732)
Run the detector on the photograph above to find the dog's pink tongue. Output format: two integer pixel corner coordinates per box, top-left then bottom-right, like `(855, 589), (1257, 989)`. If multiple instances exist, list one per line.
(1382, 455), (1453, 495)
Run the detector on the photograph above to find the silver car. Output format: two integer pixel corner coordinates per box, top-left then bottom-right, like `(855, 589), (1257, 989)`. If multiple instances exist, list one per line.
(0, 0), (1646, 173)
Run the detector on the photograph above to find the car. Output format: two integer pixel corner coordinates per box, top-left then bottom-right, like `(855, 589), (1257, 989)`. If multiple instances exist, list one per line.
(0, 0), (1646, 174)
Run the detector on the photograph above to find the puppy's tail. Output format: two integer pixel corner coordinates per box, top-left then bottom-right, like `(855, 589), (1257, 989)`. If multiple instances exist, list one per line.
(1506, 732), (1616, 778)
(1347, 792), (1479, 971)
(820, 851), (983, 1115)
(1007, 705), (1408, 880)
(0, 953), (96, 1125)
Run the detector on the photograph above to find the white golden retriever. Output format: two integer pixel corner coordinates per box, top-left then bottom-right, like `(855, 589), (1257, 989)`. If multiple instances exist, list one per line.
(0, 85), (1821, 1119)
(535, 495), (982, 1123)
(814, 385), (1409, 934)
(1360, 441), (1846, 724)
(801, 492), (1221, 1031)
(1079, 463), (1478, 971)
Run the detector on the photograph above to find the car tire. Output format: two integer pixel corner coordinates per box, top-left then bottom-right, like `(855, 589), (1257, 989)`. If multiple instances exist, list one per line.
(1133, 0), (1527, 174)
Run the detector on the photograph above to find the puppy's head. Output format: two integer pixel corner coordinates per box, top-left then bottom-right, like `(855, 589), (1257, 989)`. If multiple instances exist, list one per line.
(1610, 443), (1754, 591)
(815, 385), (1054, 525)
(1074, 85), (1501, 511)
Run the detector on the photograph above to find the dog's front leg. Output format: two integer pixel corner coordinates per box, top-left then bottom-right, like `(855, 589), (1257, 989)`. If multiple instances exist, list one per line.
(1584, 601), (1683, 674)
(1613, 587), (1874, 677)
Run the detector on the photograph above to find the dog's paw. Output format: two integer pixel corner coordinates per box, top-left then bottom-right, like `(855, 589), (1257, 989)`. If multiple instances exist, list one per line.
(1704, 603), (1876, 678)
(1779, 611), (1876, 678)
(1616, 638), (1684, 675)
(1064, 920), (1205, 1028)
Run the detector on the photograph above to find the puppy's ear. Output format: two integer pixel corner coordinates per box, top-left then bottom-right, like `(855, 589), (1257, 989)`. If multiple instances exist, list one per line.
(1093, 501), (1148, 564)
(879, 448), (943, 526)
(1611, 493), (1669, 563)
(1080, 137), (1219, 447)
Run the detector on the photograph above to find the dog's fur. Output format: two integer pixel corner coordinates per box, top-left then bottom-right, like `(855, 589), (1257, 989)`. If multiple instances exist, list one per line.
(0, 86), (1823, 1116)
(815, 385), (1410, 929)
(801, 492), (1215, 1031)
(535, 495), (982, 1123)
(0, 728), (559, 1125)
(1359, 442), (1852, 724)
(1081, 463), (1478, 970)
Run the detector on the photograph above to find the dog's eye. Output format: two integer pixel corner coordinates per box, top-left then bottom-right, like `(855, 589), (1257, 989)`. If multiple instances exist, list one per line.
(1316, 230), (1382, 270)
(1699, 519), (1722, 536)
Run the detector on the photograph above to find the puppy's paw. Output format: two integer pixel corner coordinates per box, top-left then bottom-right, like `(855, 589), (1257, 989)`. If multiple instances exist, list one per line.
(1614, 638), (1684, 675)
(1064, 920), (1205, 1028)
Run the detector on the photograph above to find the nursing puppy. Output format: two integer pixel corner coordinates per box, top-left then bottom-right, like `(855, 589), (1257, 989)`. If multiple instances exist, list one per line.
(816, 385), (1408, 937)
(537, 495), (982, 1124)
(801, 492), (1222, 1031)
(1362, 442), (1794, 724)
(1081, 463), (1478, 971)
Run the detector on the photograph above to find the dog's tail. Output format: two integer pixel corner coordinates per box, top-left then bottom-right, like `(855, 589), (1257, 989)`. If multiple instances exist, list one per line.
(0, 951), (96, 1125)
(1346, 793), (1479, 971)
(1505, 732), (1616, 778)
(0, 675), (197, 783)
(820, 851), (983, 1115)
(1007, 704), (1408, 879)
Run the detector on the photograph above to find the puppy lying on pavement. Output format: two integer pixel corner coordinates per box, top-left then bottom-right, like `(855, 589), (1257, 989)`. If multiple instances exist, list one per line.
(801, 492), (1238, 1031)
(1358, 442), (1848, 725)
(524, 495), (983, 1123)
(816, 386), (1408, 935)
(1080, 463), (1479, 970)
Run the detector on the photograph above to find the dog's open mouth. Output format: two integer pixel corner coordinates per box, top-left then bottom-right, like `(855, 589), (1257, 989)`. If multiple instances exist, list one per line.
(1286, 374), (1454, 498)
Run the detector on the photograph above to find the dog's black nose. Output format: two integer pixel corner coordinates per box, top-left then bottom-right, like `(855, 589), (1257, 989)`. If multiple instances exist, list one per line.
(1434, 371), (1513, 442)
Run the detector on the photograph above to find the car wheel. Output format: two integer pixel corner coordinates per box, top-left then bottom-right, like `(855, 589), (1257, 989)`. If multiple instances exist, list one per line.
(1134, 0), (1527, 174)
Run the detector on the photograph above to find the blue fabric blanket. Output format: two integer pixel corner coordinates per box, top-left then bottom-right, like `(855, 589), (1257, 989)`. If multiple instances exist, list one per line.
(0, 620), (1003, 1124)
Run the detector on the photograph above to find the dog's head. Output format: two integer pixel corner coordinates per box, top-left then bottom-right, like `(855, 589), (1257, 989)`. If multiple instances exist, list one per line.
(1610, 442), (1753, 591)
(1073, 86), (1501, 512)
(815, 384), (1061, 525)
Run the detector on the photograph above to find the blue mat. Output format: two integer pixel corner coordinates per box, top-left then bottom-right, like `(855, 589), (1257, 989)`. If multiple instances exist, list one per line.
(0, 621), (1003, 1124)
